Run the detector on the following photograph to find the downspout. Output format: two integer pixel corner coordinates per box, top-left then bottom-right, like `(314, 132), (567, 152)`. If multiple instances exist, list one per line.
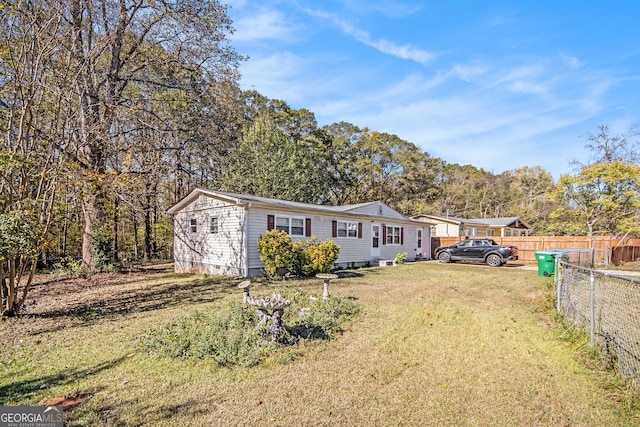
(243, 203), (251, 278)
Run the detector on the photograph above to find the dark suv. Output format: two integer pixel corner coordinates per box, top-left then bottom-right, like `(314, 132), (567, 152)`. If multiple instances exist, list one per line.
(435, 238), (518, 267)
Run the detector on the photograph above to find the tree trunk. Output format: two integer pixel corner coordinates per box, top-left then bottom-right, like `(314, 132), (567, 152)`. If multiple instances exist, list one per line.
(0, 263), (6, 315)
(114, 196), (120, 262)
(144, 195), (152, 260)
(81, 190), (105, 270)
(132, 210), (139, 260)
(4, 258), (16, 317)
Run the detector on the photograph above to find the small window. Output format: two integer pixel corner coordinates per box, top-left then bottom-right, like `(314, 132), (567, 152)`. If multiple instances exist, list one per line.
(189, 218), (197, 234)
(386, 226), (401, 245)
(209, 217), (219, 234)
(276, 217), (289, 233)
(337, 222), (347, 237)
(291, 218), (304, 236)
(275, 216), (305, 236)
(337, 221), (358, 238)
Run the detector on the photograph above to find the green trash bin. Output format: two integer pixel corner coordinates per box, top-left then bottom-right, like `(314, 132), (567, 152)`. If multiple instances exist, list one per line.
(535, 250), (567, 277)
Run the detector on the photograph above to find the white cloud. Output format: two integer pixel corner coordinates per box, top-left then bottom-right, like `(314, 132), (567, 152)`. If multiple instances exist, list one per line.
(304, 9), (437, 64)
(560, 53), (584, 69)
(231, 9), (298, 42)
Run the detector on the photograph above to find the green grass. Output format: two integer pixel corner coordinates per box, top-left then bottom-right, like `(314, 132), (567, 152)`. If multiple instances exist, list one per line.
(1, 262), (639, 426)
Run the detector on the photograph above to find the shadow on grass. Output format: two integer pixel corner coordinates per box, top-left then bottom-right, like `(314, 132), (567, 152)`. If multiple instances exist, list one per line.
(285, 324), (332, 340)
(24, 276), (235, 335)
(0, 356), (124, 404)
(84, 397), (212, 427)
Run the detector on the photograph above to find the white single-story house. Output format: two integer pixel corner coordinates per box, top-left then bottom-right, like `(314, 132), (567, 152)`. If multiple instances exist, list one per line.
(412, 214), (532, 237)
(167, 189), (433, 277)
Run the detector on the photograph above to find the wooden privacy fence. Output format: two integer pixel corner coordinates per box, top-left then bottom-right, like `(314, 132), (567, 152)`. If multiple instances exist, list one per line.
(431, 236), (618, 264)
(611, 246), (640, 265)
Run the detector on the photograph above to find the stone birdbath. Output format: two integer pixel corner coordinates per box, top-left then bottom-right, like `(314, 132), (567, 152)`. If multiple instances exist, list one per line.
(315, 273), (338, 299)
(239, 282), (290, 341)
(238, 280), (252, 303)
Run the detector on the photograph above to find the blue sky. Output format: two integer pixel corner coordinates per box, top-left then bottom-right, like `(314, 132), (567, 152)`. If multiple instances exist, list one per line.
(226, 1), (640, 178)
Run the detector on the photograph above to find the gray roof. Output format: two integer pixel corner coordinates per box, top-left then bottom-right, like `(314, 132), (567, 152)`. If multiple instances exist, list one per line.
(413, 214), (486, 226)
(469, 217), (520, 227)
(413, 214), (531, 229)
(168, 188), (426, 224)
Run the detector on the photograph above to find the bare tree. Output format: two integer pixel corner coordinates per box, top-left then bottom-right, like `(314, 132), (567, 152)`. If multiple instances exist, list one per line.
(61, 0), (242, 269)
(0, 1), (68, 315)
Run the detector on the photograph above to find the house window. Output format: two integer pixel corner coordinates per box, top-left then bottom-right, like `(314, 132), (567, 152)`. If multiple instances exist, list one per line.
(209, 216), (219, 234)
(337, 221), (358, 238)
(189, 218), (197, 234)
(275, 216), (305, 236)
(386, 226), (401, 244)
(291, 218), (304, 235)
(486, 229), (495, 236)
(465, 227), (476, 236)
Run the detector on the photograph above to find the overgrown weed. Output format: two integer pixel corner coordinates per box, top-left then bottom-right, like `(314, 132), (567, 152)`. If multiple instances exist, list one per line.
(140, 288), (359, 367)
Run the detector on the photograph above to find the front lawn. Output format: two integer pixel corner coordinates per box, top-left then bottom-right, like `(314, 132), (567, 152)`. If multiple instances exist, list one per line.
(1, 262), (637, 425)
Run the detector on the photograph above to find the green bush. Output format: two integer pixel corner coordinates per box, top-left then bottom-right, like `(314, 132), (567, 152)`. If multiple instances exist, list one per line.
(281, 287), (359, 339)
(141, 301), (274, 367)
(257, 231), (340, 278)
(395, 252), (408, 265)
(290, 239), (310, 276)
(92, 224), (114, 271)
(257, 230), (293, 278)
(140, 288), (360, 366)
(52, 256), (88, 278)
(303, 238), (340, 274)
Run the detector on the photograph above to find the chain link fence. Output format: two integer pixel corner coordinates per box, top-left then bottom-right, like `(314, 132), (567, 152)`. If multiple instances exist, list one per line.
(556, 260), (640, 383)
(561, 248), (595, 268)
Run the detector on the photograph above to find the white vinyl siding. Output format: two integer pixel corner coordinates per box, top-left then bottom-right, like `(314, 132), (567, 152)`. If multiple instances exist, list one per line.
(173, 195), (245, 276)
(172, 191), (432, 277)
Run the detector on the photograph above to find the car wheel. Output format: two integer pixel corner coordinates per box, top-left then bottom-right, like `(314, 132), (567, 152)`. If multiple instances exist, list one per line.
(486, 254), (502, 267)
(438, 252), (451, 263)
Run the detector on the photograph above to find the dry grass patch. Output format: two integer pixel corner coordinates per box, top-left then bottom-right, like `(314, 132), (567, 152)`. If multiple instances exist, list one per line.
(1, 262), (638, 426)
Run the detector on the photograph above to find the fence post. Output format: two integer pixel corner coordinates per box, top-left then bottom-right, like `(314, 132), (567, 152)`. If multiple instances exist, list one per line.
(556, 258), (561, 313)
(589, 271), (595, 346)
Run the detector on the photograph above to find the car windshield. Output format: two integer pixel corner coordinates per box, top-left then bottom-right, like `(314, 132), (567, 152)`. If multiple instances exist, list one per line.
(457, 240), (472, 247)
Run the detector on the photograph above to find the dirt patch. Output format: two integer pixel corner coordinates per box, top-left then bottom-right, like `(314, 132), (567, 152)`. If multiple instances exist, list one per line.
(1, 263), (231, 345)
(42, 391), (92, 411)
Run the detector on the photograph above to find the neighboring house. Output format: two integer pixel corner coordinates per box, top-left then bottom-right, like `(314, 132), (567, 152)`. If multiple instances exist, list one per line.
(412, 214), (532, 238)
(167, 189), (433, 277)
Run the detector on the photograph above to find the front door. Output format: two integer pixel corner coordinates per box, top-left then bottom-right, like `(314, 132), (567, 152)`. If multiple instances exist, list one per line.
(371, 224), (381, 259)
(416, 229), (423, 258)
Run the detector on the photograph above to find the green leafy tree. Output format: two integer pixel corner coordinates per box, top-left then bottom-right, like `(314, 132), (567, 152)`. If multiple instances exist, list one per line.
(553, 161), (640, 235)
(0, 207), (48, 316)
(220, 114), (329, 203)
